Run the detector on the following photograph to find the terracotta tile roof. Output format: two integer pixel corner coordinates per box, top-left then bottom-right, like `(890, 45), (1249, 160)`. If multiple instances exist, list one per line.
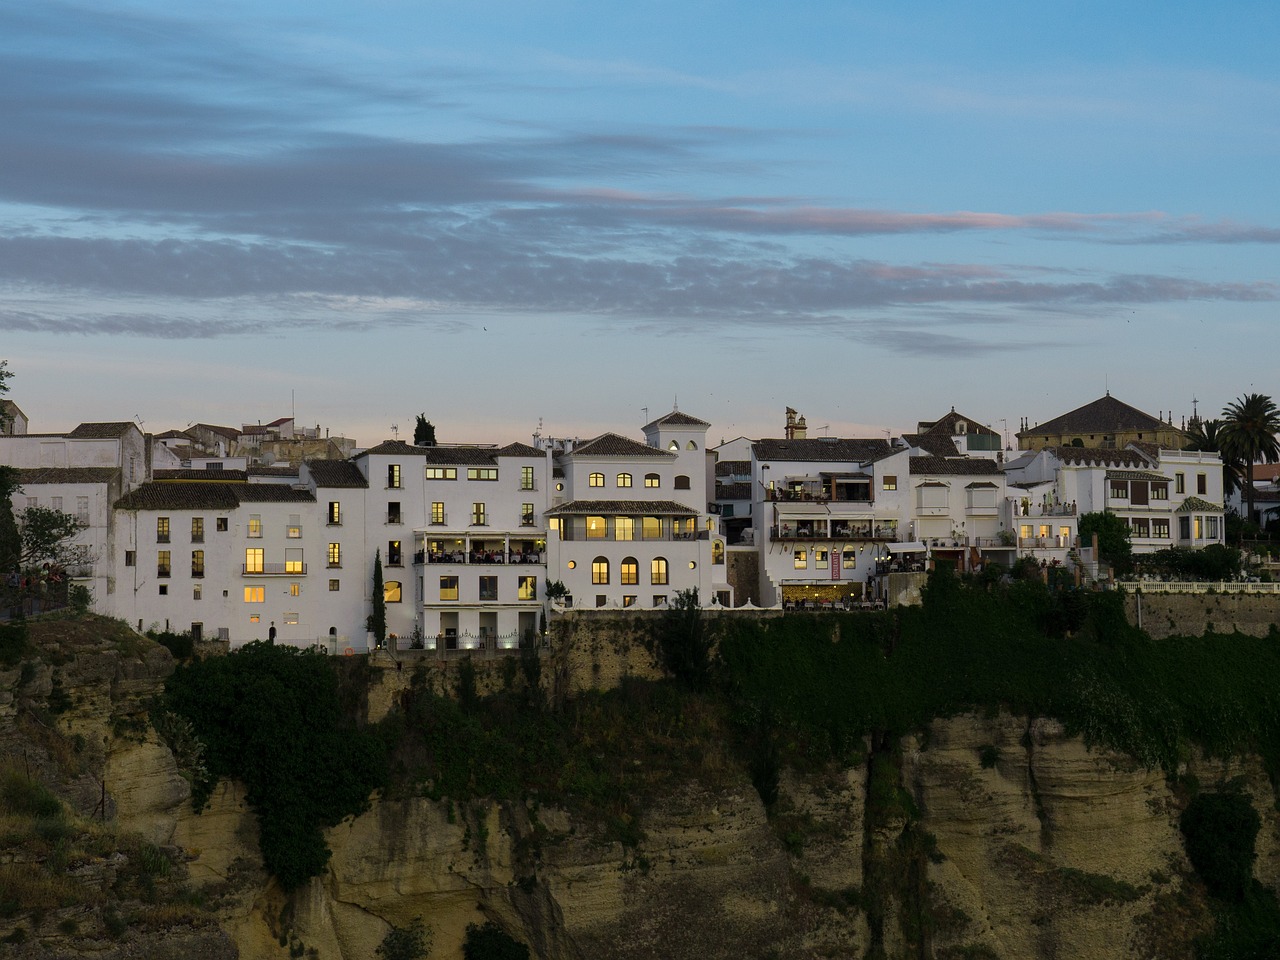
(304, 460), (368, 488)
(191, 423), (240, 441)
(1018, 395), (1180, 440)
(67, 422), (135, 439)
(917, 409), (1000, 437)
(546, 499), (698, 516)
(569, 433), (674, 458)
(643, 410), (711, 430)
(14, 467), (118, 485)
(902, 433), (961, 458)
(495, 441), (542, 458)
(716, 481), (753, 500)
(420, 446), (503, 466)
(752, 438), (892, 463)
(909, 456), (1002, 476)
(357, 439), (426, 458)
(153, 469), (249, 482)
(1176, 496), (1223, 513)
(1104, 470), (1168, 482)
(115, 481), (314, 510)
(715, 459), (751, 477)
(1050, 446), (1152, 468)
(248, 466), (299, 478)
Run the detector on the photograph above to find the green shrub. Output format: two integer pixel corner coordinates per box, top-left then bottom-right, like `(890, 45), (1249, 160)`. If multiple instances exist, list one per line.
(1182, 792), (1260, 902)
(377, 918), (431, 960)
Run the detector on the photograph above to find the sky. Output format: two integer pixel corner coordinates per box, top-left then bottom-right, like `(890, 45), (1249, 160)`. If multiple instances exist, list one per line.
(2, 1), (1279, 449)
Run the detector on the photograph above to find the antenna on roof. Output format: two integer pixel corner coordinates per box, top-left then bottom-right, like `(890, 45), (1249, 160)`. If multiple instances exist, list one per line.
(641, 406), (648, 424)
(391, 423), (399, 441)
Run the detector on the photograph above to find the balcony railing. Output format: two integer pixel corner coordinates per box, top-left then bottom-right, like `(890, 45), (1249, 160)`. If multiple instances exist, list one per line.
(766, 489), (873, 504)
(242, 563), (309, 575)
(1012, 503), (1077, 517)
(772, 524), (898, 541)
(416, 551), (546, 566)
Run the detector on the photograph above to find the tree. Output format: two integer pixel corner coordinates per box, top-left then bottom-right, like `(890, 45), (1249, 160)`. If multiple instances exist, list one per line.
(0, 359), (12, 433)
(16, 506), (84, 568)
(413, 413), (436, 447)
(377, 918), (432, 960)
(1078, 511), (1132, 575)
(370, 549), (387, 647)
(1185, 418), (1243, 500)
(1220, 393), (1280, 524)
(0, 467), (20, 573)
(652, 588), (715, 690)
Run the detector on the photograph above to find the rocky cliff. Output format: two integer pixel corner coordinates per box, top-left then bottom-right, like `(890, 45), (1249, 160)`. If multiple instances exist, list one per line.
(3, 617), (1275, 959)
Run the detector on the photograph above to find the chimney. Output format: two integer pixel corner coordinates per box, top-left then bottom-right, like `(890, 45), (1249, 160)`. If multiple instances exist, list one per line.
(785, 407), (798, 439)
(794, 415), (808, 440)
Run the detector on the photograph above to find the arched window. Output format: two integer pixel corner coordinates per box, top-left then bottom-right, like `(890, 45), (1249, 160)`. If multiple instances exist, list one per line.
(650, 557), (668, 585)
(592, 556), (610, 584)
(712, 541), (724, 564)
(686, 440), (698, 450)
(384, 581), (402, 603)
(674, 475), (691, 490)
(589, 472), (605, 487)
(617, 473), (632, 488)
(644, 473), (661, 488)
(668, 440), (679, 451)
(621, 557), (639, 585)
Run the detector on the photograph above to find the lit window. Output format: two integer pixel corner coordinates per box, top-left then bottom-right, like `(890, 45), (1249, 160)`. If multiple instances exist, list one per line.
(653, 594), (667, 606)
(712, 541), (724, 564)
(250, 614), (259, 623)
(645, 473), (660, 488)
(284, 613), (299, 625)
(384, 581), (402, 603)
(794, 549), (807, 569)
(285, 548), (304, 573)
(617, 473), (632, 488)
(191, 517), (204, 542)
(589, 472), (605, 487)
(191, 550), (205, 578)
(388, 464), (401, 488)
(289, 582), (300, 597)
(248, 515), (262, 538)
(440, 576), (459, 600)
(882, 475), (897, 491)
(587, 516), (607, 539)
(431, 501), (445, 524)
(426, 467), (458, 480)
(620, 557), (639, 585)
(387, 540), (402, 566)
(518, 576), (537, 601)
(615, 517), (635, 541)
(623, 595), (637, 607)
(643, 516), (663, 539)
(287, 514), (302, 538)
(650, 557), (668, 585)
(592, 557), (609, 584)
(467, 467), (498, 481)
(244, 586), (265, 603)
(327, 543), (341, 568)
(479, 576), (497, 600)
(471, 502), (487, 525)
(157, 550), (171, 577)
(668, 440), (679, 451)
(157, 517), (170, 543)
(521, 503), (535, 526)
(521, 466), (535, 490)
(245, 548), (264, 573)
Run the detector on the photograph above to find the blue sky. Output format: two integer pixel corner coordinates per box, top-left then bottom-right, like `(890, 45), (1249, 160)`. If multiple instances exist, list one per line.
(2, 1), (1278, 447)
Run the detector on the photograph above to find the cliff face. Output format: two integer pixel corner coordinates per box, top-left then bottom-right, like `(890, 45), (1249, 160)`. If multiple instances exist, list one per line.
(7, 619), (1276, 959)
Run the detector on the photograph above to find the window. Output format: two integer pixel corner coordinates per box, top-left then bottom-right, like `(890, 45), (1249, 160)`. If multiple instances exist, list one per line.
(917, 483), (948, 509)
(471, 502), (487, 525)
(587, 516), (608, 539)
(1130, 517), (1150, 537)
(76, 496), (89, 524)
(653, 595), (668, 606)
(1152, 483), (1169, 501)
(52, 496), (63, 511)
(289, 582), (300, 597)
(1109, 480), (1128, 500)
(217, 517), (228, 532)
(521, 503), (535, 526)
(843, 547), (857, 569)
(1175, 473), (1185, 494)
(589, 472), (605, 487)
(244, 548), (264, 573)
(1130, 481), (1149, 506)
(713, 540), (725, 565)
(1208, 516), (1220, 539)
(620, 557), (639, 585)
(327, 543), (341, 568)
(467, 467), (498, 481)
(285, 548), (304, 573)
(668, 440), (679, 451)
(615, 517), (635, 541)
(596, 595), (608, 608)
(329, 579), (340, 591)
(643, 516), (663, 539)
(425, 467), (457, 480)
(250, 614), (260, 623)
(431, 501), (445, 525)
(1179, 516), (1191, 540)
(650, 557), (668, 585)
(882, 475), (897, 491)
(193, 585), (202, 600)
(479, 576), (497, 600)
(592, 556), (609, 584)
(384, 581), (402, 603)
(387, 541), (402, 566)
(674, 475), (691, 490)
(645, 473), (660, 488)
(439, 576), (459, 600)
(191, 550), (205, 578)
(157, 551), (171, 578)
(518, 576), (537, 601)
(284, 613), (299, 625)
(794, 549), (807, 569)
(687, 440), (698, 450)
(623, 595), (637, 607)
(125, 550), (136, 567)
(521, 466), (535, 490)
(1020, 525), (1032, 540)
(287, 514), (302, 538)
(388, 464), (401, 488)
(328, 502), (342, 525)
(815, 548), (828, 569)
(157, 517), (170, 543)
(191, 517), (204, 543)
(158, 584), (167, 595)
(387, 502), (401, 524)
(248, 515), (262, 538)
(617, 473), (632, 488)
(1197, 473), (1207, 495)
(25, 497), (36, 509)
(244, 586), (265, 603)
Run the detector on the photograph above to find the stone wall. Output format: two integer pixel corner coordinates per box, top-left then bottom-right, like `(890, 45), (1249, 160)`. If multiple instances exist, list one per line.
(1124, 591), (1280, 639)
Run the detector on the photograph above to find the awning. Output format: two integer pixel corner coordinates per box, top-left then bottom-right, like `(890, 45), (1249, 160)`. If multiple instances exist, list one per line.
(886, 541), (928, 553)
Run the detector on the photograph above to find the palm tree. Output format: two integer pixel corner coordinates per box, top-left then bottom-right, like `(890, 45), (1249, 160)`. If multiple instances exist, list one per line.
(1184, 418), (1242, 499)
(1219, 394), (1280, 523)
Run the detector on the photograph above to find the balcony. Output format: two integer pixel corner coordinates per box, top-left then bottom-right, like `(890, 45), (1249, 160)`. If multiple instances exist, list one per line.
(416, 550), (546, 566)
(242, 563), (309, 575)
(766, 488), (873, 504)
(772, 522), (898, 541)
